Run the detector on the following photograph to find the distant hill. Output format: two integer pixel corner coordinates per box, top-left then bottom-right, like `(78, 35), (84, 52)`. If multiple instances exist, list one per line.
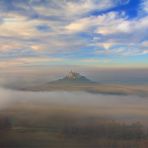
(50, 71), (94, 84)
(6, 71), (148, 97)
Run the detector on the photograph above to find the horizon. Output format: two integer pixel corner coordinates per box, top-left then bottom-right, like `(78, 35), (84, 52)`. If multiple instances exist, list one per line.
(0, 67), (148, 86)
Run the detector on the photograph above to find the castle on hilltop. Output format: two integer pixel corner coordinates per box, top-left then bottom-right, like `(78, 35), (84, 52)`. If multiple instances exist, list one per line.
(66, 71), (81, 80)
(50, 70), (93, 84)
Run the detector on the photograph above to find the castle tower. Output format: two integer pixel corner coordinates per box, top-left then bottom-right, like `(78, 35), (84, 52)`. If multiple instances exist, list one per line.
(67, 71), (80, 79)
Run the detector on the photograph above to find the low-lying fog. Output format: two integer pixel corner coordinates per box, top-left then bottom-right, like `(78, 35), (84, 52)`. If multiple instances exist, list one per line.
(0, 86), (148, 126)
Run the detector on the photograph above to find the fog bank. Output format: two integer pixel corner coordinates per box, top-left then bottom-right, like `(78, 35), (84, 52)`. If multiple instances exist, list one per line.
(0, 86), (148, 126)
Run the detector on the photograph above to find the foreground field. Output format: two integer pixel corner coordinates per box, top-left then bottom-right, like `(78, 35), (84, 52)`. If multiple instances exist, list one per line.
(0, 103), (148, 148)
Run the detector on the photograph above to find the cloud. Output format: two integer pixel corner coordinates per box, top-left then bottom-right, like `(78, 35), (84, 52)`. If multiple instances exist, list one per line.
(142, 41), (148, 47)
(141, 0), (148, 13)
(0, 0), (147, 67)
(80, 58), (112, 64)
(95, 45), (148, 56)
(65, 0), (114, 17)
(65, 10), (148, 56)
(0, 57), (64, 68)
(0, 13), (50, 38)
(66, 11), (148, 36)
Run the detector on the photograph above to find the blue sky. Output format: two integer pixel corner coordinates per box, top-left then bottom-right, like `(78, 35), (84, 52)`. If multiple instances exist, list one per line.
(0, 0), (148, 68)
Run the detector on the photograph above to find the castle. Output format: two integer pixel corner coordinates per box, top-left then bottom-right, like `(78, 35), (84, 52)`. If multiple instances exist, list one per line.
(66, 71), (81, 80)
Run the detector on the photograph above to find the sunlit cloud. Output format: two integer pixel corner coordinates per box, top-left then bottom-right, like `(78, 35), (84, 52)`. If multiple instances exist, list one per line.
(0, 57), (64, 68)
(80, 58), (112, 64)
(0, 0), (147, 68)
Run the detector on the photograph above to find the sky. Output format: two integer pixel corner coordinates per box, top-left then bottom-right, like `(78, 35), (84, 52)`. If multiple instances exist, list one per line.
(0, 0), (148, 69)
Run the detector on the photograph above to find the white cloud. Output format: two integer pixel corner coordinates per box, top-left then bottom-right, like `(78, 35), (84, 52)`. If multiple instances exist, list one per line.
(96, 45), (148, 56)
(33, 0), (115, 19)
(65, 10), (148, 56)
(142, 0), (148, 13)
(66, 11), (148, 35)
(0, 0), (148, 66)
(0, 14), (48, 39)
(143, 50), (148, 54)
(0, 57), (64, 68)
(65, 12), (129, 34)
(65, 0), (114, 17)
(142, 41), (148, 47)
(81, 58), (111, 64)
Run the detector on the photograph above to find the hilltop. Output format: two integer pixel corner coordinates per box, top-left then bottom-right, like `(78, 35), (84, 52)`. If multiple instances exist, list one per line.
(6, 71), (148, 97)
(51, 71), (93, 84)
